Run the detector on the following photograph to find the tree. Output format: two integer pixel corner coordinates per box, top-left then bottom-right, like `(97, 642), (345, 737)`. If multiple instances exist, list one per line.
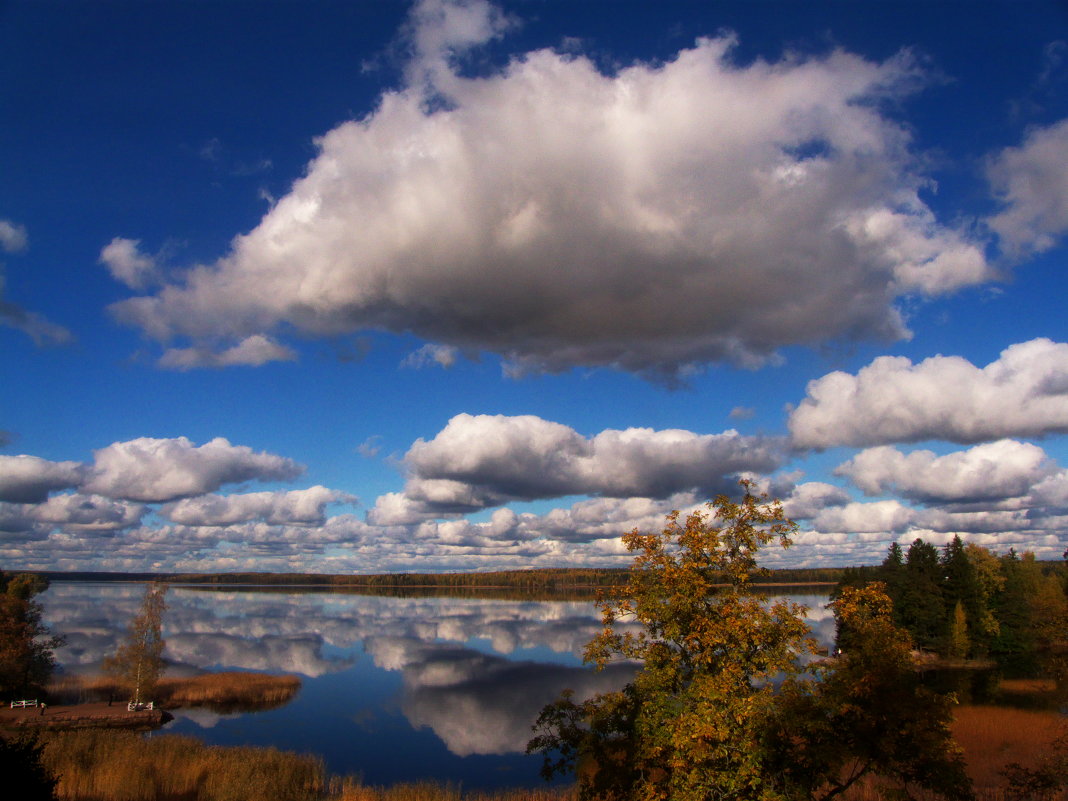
(947, 601), (970, 659)
(768, 584), (972, 801)
(896, 539), (945, 649)
(528, 486), (973, 801)
(0, 733), (57, 800)
(0, 573), (64, 700)
(529, 482), (810, 801)
(104, 582), (167, 706)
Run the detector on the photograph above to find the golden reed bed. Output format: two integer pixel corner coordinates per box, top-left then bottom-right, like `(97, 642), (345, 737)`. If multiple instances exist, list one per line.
(25, 703), (1065, 801)
(49, 671), (301, 712)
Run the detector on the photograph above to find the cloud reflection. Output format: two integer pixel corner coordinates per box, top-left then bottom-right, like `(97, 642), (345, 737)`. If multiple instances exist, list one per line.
(40, 584), (836, 757)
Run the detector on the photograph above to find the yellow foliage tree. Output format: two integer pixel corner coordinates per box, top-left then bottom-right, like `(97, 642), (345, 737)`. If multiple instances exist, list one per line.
(529, 485), (974, 801)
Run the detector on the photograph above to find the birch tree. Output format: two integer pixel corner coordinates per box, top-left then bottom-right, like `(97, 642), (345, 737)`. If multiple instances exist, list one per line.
(104, 582), (167, 706)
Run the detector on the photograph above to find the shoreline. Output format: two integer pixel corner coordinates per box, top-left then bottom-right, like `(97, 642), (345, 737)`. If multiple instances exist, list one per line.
(0, 701), (170, 732)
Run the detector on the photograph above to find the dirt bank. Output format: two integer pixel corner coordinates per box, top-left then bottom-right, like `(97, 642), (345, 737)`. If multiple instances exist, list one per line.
(0, 701), (170, 732)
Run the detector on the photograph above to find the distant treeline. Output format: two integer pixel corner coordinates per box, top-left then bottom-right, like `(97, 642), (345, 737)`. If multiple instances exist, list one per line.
(26, 566), (850, 590)
(31, 571), (176, 582)
(158, 565), (845, 589)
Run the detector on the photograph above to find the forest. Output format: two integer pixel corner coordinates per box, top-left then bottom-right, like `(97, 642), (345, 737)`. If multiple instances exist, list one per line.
(835, 536), (1068, 674)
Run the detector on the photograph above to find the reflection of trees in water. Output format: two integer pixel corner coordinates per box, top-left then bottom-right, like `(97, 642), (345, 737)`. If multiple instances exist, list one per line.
(366, 636), (638, 756)
(40, 585), (620, 677)
(38, 584), (837, 755)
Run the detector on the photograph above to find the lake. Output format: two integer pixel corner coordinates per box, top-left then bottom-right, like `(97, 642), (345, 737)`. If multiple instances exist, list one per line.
(39, 582), (836, 791)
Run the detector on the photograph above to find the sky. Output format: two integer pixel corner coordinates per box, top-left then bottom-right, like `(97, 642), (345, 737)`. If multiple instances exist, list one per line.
(2, 0), (1068, 574)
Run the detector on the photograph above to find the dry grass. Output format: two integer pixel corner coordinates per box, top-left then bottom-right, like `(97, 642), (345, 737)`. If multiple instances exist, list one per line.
(829, 704), (1067, 801)
(329, 782), (571, 801)
(39, 730), (572, 801)
(156, 671), (301, 711)
(41, 730), (326, 801)
(998, 677), (1058, 694)
(34, 701), (1062, 801)
(49, 672), (301, 712)
(952, 705), (1065, 791)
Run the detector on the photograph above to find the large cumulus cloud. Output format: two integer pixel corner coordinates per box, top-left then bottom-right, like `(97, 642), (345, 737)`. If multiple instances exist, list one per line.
(160, 486), (356, 526)
(835, 440), (1059, 504)
(789, 338), (1068, 448)
(371, 413), (783, 521)
(108, 0), (990, 379)
(82, 436), (304, 502)
(0, 455), (86, 503)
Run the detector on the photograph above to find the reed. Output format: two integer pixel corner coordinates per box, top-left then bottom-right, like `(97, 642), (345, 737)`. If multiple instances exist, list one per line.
(329, 781), (571, 801)
(41, 730), (326, 801)
(156, 671), (301, 711)
(39, 731), (572, 801)
(951, 704), (1065, 791)
(49, 671), (301, 712)
(33, 703), (1061, 801)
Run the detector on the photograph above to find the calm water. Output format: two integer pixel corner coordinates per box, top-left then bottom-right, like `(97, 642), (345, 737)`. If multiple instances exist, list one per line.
(39, 582), (835, 790)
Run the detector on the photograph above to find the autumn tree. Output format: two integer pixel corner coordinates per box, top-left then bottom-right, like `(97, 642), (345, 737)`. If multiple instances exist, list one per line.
(104, 583), (167, 706)
(768, 584), (972, 800)
(529, 486), (973, 801)
(529, 482), (809, 801)
(0, 573), (64, 700)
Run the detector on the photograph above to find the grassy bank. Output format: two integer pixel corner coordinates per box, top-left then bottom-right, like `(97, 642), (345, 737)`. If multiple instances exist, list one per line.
(37, 730), (571, 801)
(49, 671), (301, 712)
(24, 703), (1063, 801)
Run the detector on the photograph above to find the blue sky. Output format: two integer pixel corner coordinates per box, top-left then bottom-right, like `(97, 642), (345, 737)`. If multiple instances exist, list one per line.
(2, 0), (1068, 573)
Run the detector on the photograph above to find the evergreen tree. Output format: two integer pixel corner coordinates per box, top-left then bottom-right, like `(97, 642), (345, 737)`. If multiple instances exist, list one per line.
(991, 550), (1037, 670)
(897, 539), (945, 650)
(940, 537), (981, 656)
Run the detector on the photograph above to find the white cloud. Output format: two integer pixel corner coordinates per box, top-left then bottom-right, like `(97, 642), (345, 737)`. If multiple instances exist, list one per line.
(377, 413), (783, 518)
(789, 338), (1068, 448)
(160, 486), (355, 526)
(835, 440), (1058, 503)
(781, 482), (852, 520)
(26, 494), (145, 532)
(157, 334), (297, 369)
(403, 0), (516, 90)
(83, 436), (304, 502)
(402, 343), (459, 369)
(813, 499), (917, 534)
(109, 4), (989, 379)
(987, 117), (1068, 257)
(99, 237), (160, 290)
(0, 455), (85, 503)
(0, 219), (28, 253)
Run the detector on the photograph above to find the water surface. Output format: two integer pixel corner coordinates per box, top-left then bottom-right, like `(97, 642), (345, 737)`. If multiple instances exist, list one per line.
(40, 582), (834, 790)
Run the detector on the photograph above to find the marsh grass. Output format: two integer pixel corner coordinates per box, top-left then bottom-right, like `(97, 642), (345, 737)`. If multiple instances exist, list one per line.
(998, 677), (1057, 694)
(835, 705), (1067, 800)
(329, 782), (571, 801)
(39, 731), (571, 801)
(951, 705), (1065, 791)
(33, 704), (1062, 801)
(156, 672), (301, 711)
(49, 672), (301, 712)
(41, 731), (326, 801)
